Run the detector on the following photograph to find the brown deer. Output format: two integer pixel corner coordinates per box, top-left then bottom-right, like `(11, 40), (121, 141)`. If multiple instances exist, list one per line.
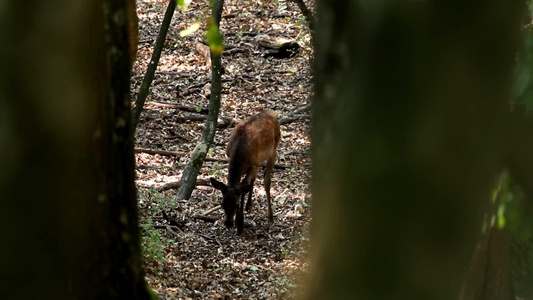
(210, 110), (281, 234)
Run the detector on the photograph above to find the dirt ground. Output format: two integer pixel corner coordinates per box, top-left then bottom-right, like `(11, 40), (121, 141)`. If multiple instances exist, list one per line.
(132, 0), (313, 298)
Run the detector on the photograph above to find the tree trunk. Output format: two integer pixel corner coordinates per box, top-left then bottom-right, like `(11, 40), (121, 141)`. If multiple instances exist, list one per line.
(177, 0), (225, 200)
(461, 228), (514, 300)
(0, 1), (150, 299)
(133, 0), (177, 130)
(307, 0), (524, 299)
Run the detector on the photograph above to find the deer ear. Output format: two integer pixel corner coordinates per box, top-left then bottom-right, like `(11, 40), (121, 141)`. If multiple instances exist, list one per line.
(210, 177), (227, 192)
(237, 184), (252, 194)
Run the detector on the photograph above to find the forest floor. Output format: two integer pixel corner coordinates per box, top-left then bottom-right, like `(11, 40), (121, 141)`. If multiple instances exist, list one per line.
(132, 0), (313, 299)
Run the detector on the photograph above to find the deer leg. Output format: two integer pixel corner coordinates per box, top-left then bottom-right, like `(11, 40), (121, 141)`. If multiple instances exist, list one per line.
(245, 176), (256, 211)
(265, 156), (276, 223)
(242, 166), (259, 212)
(236, 193), (245, 235)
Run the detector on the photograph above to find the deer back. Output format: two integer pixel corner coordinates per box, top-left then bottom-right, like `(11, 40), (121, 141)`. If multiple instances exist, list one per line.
(226, 111), (280, 185)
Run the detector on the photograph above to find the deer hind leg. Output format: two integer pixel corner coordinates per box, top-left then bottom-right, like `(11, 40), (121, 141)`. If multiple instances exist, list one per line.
(265, 156), (276, 223)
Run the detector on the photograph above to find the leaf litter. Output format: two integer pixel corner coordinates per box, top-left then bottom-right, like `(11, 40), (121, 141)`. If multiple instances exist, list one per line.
(133, 0), (313, 298)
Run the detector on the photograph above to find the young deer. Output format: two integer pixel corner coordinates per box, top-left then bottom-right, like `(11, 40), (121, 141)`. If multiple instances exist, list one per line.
(210, 110), (281, 234)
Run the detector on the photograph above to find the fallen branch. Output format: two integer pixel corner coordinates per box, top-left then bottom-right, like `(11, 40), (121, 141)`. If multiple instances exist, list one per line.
(279, 114), (310, 125)
(153, 224), (181, 238)
(135, 148), (293, 169)
(201, 205), (222, 216)
(256, 35), (301, 58)
(292, 102), (311, 115)
(154, 179), (210, 192)
(176, 115), (234, 128)
(145, 101), (209, 114)
(192, 202), (222, 223)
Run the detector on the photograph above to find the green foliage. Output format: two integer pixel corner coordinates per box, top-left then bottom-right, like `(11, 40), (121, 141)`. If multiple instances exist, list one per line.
(147, 283), (160, 300)
(140, 217), (167, 264)
(488, 172), (533, 298)
(208, 162), (225, 178)
(138, 188), (175, 266)
(206, 17), (224, 55)
(487, 172), (528, 233)
(176, 0), (192, 11)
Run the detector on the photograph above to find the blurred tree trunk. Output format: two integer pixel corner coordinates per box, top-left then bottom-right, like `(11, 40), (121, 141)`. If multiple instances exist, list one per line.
(460, 227), (514, 300)
(0, 1), (150, 299)
(308, 0), (524, 299)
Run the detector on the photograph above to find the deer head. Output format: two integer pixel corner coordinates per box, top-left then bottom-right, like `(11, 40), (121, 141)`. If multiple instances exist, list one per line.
(210, 177), (251, 228)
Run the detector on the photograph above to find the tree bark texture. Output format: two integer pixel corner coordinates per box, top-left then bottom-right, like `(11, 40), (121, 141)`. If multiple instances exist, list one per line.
(177, 0), (225, 200)
(0, 1), (149, 299)
(460, 228), (514, 300)
(307, 1), (524, 299)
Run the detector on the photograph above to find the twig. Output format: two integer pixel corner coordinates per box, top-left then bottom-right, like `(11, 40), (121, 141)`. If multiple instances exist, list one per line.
(132, 0), (176, 130)
(153, 225), (181, 238)
(279, 114), (310, 125)
(292, 102), (311, 115)
(289, 0), (315, 32)
(192, 205), (221, 223)
(198, 234), (222, 246)
(202, 205), (222, 216)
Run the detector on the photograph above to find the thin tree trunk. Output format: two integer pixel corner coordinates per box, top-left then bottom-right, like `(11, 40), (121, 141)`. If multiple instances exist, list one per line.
(132, 0), (177, 130)
(177, 0), (225, 200)
(289, 0), (315, 32)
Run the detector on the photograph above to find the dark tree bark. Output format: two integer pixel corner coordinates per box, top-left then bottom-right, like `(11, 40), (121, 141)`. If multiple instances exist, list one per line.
(177, 0), (225, 200)
(133, 0), (177, 130)
(0, 1), (150, 299)
(307, 0), (524, 299)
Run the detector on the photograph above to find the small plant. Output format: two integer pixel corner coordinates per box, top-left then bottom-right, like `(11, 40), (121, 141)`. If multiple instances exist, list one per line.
(140, 217), (167, 264)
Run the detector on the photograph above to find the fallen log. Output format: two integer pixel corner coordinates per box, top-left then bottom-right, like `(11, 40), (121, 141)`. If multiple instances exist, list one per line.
(256, 35), (300, 58)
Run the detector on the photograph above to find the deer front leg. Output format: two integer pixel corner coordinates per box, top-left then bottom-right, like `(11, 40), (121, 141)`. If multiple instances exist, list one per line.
(242, 166), (259, 212)
(245, 176), (256, 211)
(236, 193), (245, 235)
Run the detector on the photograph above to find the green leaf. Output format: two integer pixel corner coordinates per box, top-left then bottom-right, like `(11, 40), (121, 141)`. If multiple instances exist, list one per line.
(497, 203), (506, 229)
(205, 17), (224, 55)
(176, 0), (192, 11)
(250, 265), (259, 271)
